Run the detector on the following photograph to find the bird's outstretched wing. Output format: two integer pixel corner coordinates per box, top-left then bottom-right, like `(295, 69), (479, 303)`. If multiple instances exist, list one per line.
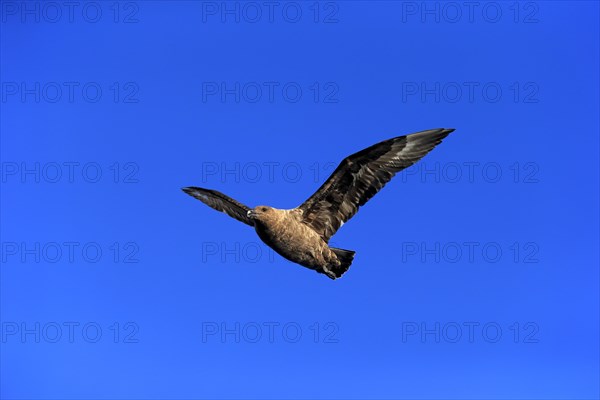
(182, 187), (254, 226)
(297, 128), (454, 241)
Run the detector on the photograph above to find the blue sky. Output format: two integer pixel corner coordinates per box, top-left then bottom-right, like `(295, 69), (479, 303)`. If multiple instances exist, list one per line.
(1, 1), (599, 399)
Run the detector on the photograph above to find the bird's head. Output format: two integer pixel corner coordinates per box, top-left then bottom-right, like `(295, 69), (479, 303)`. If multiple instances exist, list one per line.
(247, 205), (274, 222)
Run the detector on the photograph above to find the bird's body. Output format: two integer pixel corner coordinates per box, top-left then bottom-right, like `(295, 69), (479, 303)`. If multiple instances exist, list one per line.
(183, 128), (455, 280)
(250, 207), (349, 279)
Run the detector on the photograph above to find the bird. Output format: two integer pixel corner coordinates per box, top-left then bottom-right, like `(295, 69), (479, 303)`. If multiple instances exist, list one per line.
(183, 128), (455, 280)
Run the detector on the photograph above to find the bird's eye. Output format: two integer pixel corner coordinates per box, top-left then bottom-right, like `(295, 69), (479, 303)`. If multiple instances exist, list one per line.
(261, 207), (268, 212)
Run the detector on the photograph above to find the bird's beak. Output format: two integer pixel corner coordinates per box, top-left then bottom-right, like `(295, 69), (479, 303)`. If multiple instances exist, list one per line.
(247, 210), (256, 219)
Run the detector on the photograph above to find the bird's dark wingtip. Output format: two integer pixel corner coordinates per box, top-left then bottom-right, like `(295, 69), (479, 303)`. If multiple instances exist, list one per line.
(408, 128), (455, 143)
(181, 186), (199, 196)
(431, 128), (455, 135)
(435, 128), (455, 143)
(440, 128), (456, 138)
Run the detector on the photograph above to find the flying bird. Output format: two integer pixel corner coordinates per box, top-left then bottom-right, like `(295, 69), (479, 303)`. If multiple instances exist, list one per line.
(183, 128), (454, 280)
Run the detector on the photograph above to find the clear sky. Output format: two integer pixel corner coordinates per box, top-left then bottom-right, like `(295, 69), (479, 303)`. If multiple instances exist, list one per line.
(1, 1), (599, 399)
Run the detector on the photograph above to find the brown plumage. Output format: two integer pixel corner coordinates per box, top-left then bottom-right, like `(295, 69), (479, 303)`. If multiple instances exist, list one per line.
(183, 128), (455, 279)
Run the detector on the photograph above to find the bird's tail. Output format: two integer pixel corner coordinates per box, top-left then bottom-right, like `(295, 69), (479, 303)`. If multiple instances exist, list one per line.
(329, 248), (356, 279)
